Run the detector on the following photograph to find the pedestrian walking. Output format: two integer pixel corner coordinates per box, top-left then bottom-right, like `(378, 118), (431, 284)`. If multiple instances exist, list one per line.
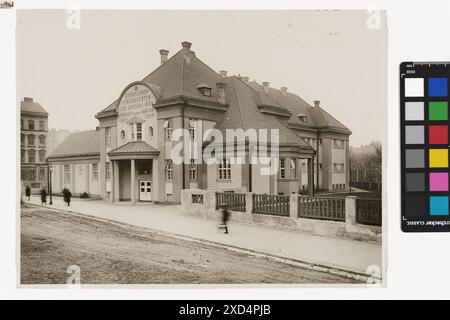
(63, 189), (72, 207)
(25, 186), (31, 201)
(218, 203), (231, 234)
(40, 188), (47, 205)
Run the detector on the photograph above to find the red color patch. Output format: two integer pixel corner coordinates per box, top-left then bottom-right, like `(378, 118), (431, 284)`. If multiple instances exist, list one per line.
(429, 125), (448, 144)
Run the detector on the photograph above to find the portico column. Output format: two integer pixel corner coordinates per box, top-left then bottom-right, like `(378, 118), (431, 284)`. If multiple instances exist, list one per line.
(307, 158), (315, 196)
(113, 161), (120, 202)
(130, 159), (136, 203)
(110, 160), (115, 203)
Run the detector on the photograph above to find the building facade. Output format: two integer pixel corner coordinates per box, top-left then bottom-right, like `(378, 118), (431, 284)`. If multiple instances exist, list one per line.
(48, 41), (351, 203)
(20, 97), (49, 192)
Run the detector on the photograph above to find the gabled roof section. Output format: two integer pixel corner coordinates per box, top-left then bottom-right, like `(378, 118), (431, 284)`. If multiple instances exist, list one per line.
(21, 98), (48, 116)
(214, 77), (312, 148)
(97, 44), (226, 118)
(47, 130), (100, 159)
(249, 82), (351, 134)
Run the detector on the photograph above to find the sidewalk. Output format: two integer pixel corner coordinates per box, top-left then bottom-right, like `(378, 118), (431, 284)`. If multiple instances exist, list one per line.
(25, 195), (382, 275)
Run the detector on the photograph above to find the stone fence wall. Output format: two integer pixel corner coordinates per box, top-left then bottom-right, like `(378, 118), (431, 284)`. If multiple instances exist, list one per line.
(181, 189), (382, 242)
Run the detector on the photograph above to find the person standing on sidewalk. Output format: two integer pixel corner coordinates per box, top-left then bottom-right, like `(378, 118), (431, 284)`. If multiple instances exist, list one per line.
(218, 204), (231, 234)
(64, 189), (72, 207)
(25, 186), (31, 201)
(40, 188), (47, 205)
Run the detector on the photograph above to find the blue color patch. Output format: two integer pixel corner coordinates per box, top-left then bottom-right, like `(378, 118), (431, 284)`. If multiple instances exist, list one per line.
(430, 196), (449, 215)
(429, 77), (448, 97)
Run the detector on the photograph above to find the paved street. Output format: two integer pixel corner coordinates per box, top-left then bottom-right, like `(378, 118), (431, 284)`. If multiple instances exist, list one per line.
(25, 195), (382, 275)
(21, 206), (360, 284)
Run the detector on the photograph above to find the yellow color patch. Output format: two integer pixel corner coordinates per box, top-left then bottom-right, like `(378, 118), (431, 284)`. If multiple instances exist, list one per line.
(429, 149), (448, 168)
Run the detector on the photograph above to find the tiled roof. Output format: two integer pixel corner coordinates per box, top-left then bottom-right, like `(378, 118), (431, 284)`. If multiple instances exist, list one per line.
(97, 46), (225, 116)
(215, 77), (312, 148)
(21, 99), (48, 115)
(108, 141), (159, 155)
(249, 82), (351, 133)
(47, 130), (100, 159)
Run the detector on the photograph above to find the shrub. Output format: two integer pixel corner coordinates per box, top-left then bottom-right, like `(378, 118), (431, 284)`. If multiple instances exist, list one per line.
(80, 192), (89, 199)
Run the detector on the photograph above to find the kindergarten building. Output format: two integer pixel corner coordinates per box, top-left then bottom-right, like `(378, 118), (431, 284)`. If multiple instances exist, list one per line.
(47, 41), (351, 203)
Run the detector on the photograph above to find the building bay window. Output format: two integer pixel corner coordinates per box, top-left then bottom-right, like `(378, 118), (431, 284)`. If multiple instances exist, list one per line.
(218, 158), (231, 180)
(333, 163), (345, 173)
(28, 149), (36, 163)
(28, 134), (35, 146)
(163, 119), (173, 141)
(105, 127), (111, 147)
(279, 158), (286, 179)
(38, 167), (46, 181)
(188, 159), (197, 181)
(38, 149), (46, 162)
(64, 165), (71, 184)
(92, 163), (99, 181)
(165, 159), (174, 181)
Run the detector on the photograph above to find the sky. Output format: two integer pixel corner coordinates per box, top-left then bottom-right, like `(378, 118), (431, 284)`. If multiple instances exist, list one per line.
(16, 10), (387, 146)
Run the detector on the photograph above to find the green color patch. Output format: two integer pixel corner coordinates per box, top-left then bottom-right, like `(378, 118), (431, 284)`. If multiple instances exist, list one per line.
(429, 101), (448, 120)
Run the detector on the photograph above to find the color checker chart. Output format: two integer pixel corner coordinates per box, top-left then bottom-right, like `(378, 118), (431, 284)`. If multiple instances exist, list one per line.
(401, 62), (450, 232)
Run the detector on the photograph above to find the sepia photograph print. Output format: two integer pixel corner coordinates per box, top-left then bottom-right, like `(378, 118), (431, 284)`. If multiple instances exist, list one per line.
(17, 9), (386, 286)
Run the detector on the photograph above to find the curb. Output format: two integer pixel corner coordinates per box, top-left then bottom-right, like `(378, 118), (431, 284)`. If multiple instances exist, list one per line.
(24, 202), (378, 283)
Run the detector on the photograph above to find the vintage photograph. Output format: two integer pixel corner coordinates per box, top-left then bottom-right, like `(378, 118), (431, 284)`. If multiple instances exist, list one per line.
(17, 10), (386, 285)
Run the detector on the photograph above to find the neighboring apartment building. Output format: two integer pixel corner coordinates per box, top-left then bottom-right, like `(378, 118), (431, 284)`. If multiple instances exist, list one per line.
(47, 41), (351, 203)
(20, 97), (48, 191)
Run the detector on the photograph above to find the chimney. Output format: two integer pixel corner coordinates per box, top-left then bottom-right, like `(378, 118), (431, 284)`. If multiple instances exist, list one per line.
(241, 76), (249, 83)
(216, 82), (227, 104)
(219, 70), (227, 77)
(262, 82), (270, 94)
(280, 87), (288, 97)
(181, 41), (192, 51)
(24, 97), (33, 102)
(159, 49), (169, 64)
(313, 100), (320, 107)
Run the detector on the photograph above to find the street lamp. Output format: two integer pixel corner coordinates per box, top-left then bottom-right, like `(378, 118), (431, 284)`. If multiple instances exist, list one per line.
(46, 159), (53, 205)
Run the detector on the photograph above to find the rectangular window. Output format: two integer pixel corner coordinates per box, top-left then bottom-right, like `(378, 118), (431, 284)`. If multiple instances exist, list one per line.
(64, 165), (71, 184)
(38, 150), (45, 162)
(333, 139), (344, 149)
(28, 149), (36, 163)
(39, 120), (45, 131)
(21, 134), (25, 145)
(164, 119), (173, 141)
(28, 168), (36, 181)
(188, 159), (197, 181)
(39, 135), (46, 145)
(21, 149), (25, 162)
(105, 127), (111, 147)
(38, 167), (46, 181)
(188, 119), (196, 140)
(218, 158), (231, 180)
(28, 134), (35, 146)
(279, 158), (286, 179)
(92, 163), (98, 181)
(136, 123), (142, 141)
(165, 159), (173, 181)
(333, 163), (345, 173)
(28, 120), (35, 130)
(106, 162), (111, 181)
(290, 159), (296, 179)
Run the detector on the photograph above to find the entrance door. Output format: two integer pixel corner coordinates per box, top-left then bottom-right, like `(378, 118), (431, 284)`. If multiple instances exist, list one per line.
(139, 180), (152, 201)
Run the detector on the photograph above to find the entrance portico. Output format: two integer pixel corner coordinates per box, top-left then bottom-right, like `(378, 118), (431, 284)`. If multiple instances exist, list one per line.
(108, 141), (160, 204)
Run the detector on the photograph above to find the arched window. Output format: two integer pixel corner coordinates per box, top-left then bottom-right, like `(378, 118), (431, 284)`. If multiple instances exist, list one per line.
(148, 126), (154, 139)
(120, 130), (125, 140)
(28, 120), (35, 130)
